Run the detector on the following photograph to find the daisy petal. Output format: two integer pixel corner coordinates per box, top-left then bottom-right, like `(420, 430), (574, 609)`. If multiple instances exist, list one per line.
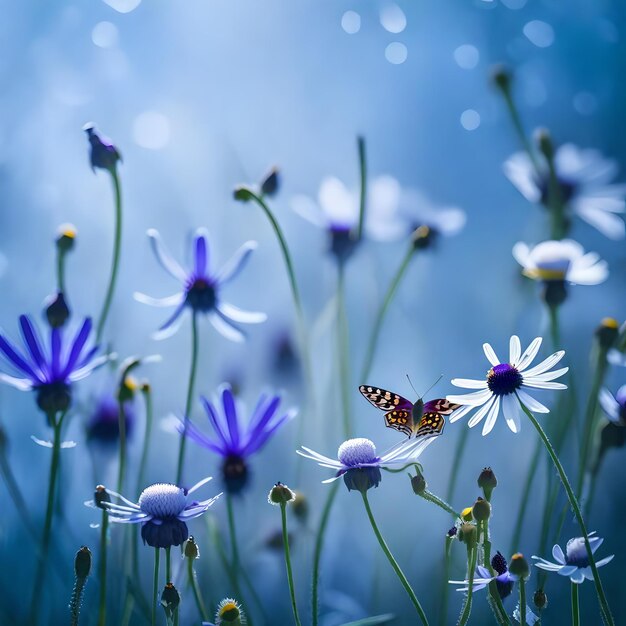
(509, 335), (521, 366)
(522, 351), (565, 377)
(450, 378), (487, 389)
(552, 544), (565, 564)
(522, 380), (568, 391)
(517, 337), (543, 371)
(468, 397), (495, 429)
(217, 302), (267, 324)
(482, 396), (500, 436)
(447, 388), (493, 406)
(209, 312), (245, 343)
(215, 241), (257, 285)
(147, 229), (187, 283)
(483, 342), (500, 366)
(517, 389), (550, 414)
(502, 394), (521, 433)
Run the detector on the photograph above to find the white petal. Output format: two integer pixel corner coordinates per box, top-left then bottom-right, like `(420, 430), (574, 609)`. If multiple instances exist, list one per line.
(291, 194), (326, 228)
(449, 378), (487, 389)
(483, 342), (500, 366)
(503, 152), (542, 203)
(318, 177), (359, 227)
(215, 241), (257, 285)
(522, 380), (567, 390)
(509, 335), (522, 366)
(447, 388), (493, 406)
(482, 396), (501, 436)
(517, 337), (543, 371)
(517, 389), (550, 413)
(595, 555), (615, 568)
(599, 389), (620, 422)
(449, 404), (474, 423)
(217, 302), (267, 324)
(502, 394), (521, 433)
(134, 292), (184, 308)
(530, 367), (569, 382)
(147, 229), (187, 282)
(522, 351), (565, 377)
(574, 204), (625, 240)
(209, 312), (245, 343)
(552, 544), (565, 564)
(468, 397), (495, 428)
(511, 242), (533, 271)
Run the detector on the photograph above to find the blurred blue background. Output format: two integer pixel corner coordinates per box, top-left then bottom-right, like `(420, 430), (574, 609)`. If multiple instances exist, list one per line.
(0, 0), (625, 623)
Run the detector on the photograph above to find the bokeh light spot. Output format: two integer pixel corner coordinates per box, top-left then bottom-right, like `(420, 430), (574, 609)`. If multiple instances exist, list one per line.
(92, 21), (119, 48)
(385, 42), (407, 65)
(103, 0), (141, 13)
(380, 4), (407, 34)
(460, 109), (480, 131)
(132, 111), (171, 150)
(523, 21), (555, 48)
(341, 11), (361, 34)
(454, 44), (479, 69)
(573, 92), (598, 116)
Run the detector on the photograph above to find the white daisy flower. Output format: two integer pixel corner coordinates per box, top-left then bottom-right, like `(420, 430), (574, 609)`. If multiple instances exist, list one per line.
(447, 335), (568, 436)
(504, 144), (626, 240)
(296, 436), (437, 489)
(512, 240), (608, 286)
(532, 533), (614, 584)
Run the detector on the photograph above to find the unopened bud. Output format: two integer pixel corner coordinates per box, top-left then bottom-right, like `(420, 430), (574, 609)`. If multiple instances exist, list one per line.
(535, 128), (554, 161)
(56, 224), (77, 252)
(233, 186), (255, 202)
(268, 482), (296, 506)
(260, 167), (280, 197)
(461, 506), (473, 522)
(45, 292), (71, 328)
(472, 497), (491, 522)
(459, 523), (477, 547)
(184, 536), (199, 559)
(491, 64), (511, 91)
(94, 485), (111, 510)
(509, 552), (530, 579)
(533, 588), (548, 609)
(74, 546), (92, 579)
(410, 471), (427, 495)
(478, 467), (497, 500)
(596, 318), (619, 351)
(117, 376), (137, 403)
(160, 582), (180, 619)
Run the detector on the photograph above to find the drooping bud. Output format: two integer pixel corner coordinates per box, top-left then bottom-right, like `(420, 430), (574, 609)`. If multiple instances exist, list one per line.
(74, 546), (92, 579)
(260, 167), (280, 197)
(410, 470), (427, 495)
(56, 224), (77, 253)
(45, 292), (71, 328)
(268, 482), (296, 506)
(533, 588), (548, 610)
(472, 497), (491, 522)
(160, 582), (180, 621)
(183, 536), (199, 560)
(83, 123), (121, 173)
(596, 317), (619, 351)
(478, 467), (497, 500)
(412, 225), (436, 250)
(509, 553), (530, 579)
(233, 186), (255, 203)
(117, 376), (138, 404)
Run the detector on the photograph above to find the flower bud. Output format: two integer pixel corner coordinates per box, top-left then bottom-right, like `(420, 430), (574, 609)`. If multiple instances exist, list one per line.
(472, 497), (491, 522)
(541, 280), (567, 309)
(533, 588), (548, 610)
(491, 64), (511, 91)
(56, 224), (77, 253)
(268, 482), (296, 506)
(458, 523), (477, 547)
(183, 536), (199, 559)
(83, 123), (121, 173)
(410, 470), (427, 495)
(74, 546), (92, 580)
(509, 552), (530, 579)
(461, 506), (473, 522)
(140, 381), (151, 394)
(233, 186), (255, 202)
(596, 317), (619, 351)
(412, 225), (436, 250)
(45, 292), (71, 328)
(535, 128), (554, 161)
(94, 485), (111, 510)
(160, 582), (180, 620)
(117, 376), (137, 404)
(292, 491), (309, 524)
(447, 526), (458, 539)
(216, 598), (244, 624)
(478, 467), (497, 500)
(260, 167), (280, 197)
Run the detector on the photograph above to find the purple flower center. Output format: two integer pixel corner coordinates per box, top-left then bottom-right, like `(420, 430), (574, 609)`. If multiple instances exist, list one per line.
(185, 277), (216, 312)
(487, 363), (523, 396)
(565, 537), (589, 568)
(538, 175), (577, 206)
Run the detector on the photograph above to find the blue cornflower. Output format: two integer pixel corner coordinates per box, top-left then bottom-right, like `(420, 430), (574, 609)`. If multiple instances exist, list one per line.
(135, 229), (266, 342)
(0, 315), (105, 415)
(450, 551), (516, 599)
(92, 477), (221, 549)
(599, 385), (626, 425)
(532, 532), (614, 584)
(177, 384), (296, 493)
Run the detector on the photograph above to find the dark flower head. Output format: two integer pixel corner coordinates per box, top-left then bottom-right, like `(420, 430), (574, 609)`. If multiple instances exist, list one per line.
(135, 229), (266, 342)
(86, 393), (135, 445)
(91, 477), (221, 549)
(178, 384), (296, 493)
(0, 315), (105, 415)
(45, 292), (71, 328)
(83, 123), (121, 173)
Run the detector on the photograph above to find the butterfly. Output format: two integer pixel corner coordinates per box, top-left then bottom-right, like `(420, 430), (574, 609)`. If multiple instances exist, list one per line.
(358, 384), (460, 438)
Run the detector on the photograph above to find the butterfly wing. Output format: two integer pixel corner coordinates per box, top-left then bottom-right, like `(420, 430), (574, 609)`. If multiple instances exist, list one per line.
(359, 385), (413, 411)
(413, 411), (446, 438)
(423, 398), (460, 416)
(383, 409), (413, 437)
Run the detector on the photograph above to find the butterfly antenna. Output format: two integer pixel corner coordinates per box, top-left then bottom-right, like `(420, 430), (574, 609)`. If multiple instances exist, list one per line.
(421, 374), (444, 399)
(406, 374), (419, 396)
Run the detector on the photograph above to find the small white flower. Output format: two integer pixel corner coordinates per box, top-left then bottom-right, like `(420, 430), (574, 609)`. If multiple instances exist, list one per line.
(447, 335), (568, 436)
(512, 240), (608, 285)
(504, 144), (626, 240)
(532, 532), (614, 584)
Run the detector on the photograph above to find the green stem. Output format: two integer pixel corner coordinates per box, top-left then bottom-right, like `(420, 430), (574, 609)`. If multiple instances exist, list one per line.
(548, 305), (560, 348)
(152, 548), (160, 626)
(510, 438), (542, 555)
(337, 264), (351, 438)
(165, 546), (171, 582)
(420, 490), (458, 518)
(440, 537), (453, 626)
(518, 397), (614, 626)
(29, 413), (64, 615)
(137, 385), (154, 494)
(445, 426), (470, 504)
(96, 167), (122, 342)
(187, 558), (209, 622)
(356, 136), (367, 241)
(57, 248), (67, 293)
(572, 582), (580, 626)
(280, 503), (302, 626)
(312, 481), (339, 626)
(361, 491), (429, 626)
(70, 576), (87, 626)
(483, 519), (510, 626)
(226, 493), (243, 596)
(519, 578), (527, 626)
(545, 150), (566, 240)
(360, 244), (415, 382)
(457, 545), (477, 626)
(97, 509), (109, 626)
(176, 311), (199, 485)
(116, 397), (127, 495)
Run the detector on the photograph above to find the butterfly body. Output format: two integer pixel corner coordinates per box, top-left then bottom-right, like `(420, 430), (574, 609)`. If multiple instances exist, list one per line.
(359, 385), (459, 438)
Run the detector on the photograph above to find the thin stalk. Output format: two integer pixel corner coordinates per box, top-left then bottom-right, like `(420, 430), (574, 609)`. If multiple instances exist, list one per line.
(97, 509), (109, 626)
(280, 503), (302, 626)
(445, 426), (470, 504)
(96, 167), (123, 342)
(356, 136), (367, 241)
(360, 245), (415, 382)
(116, 398), (127, 494)
(137, 385), (154, 494)
(70, 576), (88, 626)
(152, 548), (160, 626)
(312, 481), (339, 626)
(226, 493), (243, 597)
(440, 537), (453, 626)
(337, 264), (352, 438)
(420, 490), (458, 518)
(482, 519), (510, 626)
(544, 150), (566, 240)
(361, 491), (429, 626)
(165, 546), (171, 581)
(29, 412), (65, 615)
(57, 248), (67, 293)
(187, 558), (209, 622)
(518, 397), (614, 626)
(519, 578), (527, 626)
(572, 582), (580, 626)
(457, 545), (477, 626)
(548, 305), (560, 348)
(176, 311), (199, 485)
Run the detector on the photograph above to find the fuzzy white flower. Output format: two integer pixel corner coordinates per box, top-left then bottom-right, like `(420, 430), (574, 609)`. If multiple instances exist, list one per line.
(512, 240), (608, 285)
(447, 336), (568, 436)
(504, 144), (625, 240)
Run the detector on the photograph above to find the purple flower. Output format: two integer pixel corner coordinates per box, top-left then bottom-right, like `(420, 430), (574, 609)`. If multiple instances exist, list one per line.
(450, 552), (516, 599)
(83, 123), (121, 172)
(92, 477), (221, 549)
(599, 385), (626, 425)
(0, 315), (105, 414)
(135, 229), (266, 342)
(177, 384), (296, 493)
(86, 393), (135, 445)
